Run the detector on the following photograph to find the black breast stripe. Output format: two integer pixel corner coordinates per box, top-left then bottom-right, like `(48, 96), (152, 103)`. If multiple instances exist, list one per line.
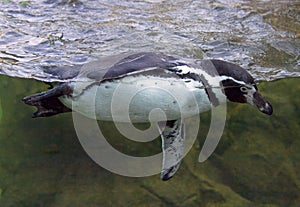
(199, 74), (219, 107)
(175, 70), (220, 107)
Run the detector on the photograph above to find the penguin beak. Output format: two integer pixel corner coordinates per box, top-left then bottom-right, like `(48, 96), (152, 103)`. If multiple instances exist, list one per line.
(252, 92), (273, 115)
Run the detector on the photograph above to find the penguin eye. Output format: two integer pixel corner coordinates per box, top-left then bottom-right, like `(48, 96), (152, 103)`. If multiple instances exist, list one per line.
(240, 86), (248, 93)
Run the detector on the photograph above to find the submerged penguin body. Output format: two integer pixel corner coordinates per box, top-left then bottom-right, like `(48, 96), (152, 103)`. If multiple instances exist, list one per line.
(59, 75), (217, 122)
(23, 52), (273, 180)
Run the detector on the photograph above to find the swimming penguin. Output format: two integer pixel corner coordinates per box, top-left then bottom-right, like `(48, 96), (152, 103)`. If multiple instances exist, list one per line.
(23, 52), (273, 180)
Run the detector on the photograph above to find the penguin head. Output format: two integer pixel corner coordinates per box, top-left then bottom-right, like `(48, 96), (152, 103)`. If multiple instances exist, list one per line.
(210, 60), (273, 115)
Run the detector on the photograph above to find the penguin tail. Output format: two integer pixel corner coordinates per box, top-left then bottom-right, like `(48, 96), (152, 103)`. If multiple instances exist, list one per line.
(22, 83), (72, 118)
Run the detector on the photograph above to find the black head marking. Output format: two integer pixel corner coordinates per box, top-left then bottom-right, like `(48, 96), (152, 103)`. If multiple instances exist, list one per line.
(209, 59), (255, 85)
(203, 59), (259, 104)
(221, 79), (247, 103)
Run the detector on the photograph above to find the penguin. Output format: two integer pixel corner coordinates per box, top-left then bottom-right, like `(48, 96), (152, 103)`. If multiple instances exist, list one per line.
(23, 52), (273, 180)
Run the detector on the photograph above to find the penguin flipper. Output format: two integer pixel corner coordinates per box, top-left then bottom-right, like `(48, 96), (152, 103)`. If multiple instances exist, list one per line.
(157, 119), (185, 181)
(22, 83), (72, 118)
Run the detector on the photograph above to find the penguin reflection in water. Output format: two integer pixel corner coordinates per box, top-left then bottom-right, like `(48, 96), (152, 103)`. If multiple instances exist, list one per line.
(23, 52), (273, 180)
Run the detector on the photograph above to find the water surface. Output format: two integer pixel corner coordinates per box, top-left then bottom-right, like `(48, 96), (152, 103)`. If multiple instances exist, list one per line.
(0, 0), (299, 81)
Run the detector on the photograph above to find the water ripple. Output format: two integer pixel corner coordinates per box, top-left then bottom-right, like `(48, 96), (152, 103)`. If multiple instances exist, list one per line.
(0, 0), (299, 82)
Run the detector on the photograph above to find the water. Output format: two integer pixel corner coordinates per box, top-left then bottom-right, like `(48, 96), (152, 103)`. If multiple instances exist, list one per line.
(0, 0), (299, 206)
(0, 0), (299, 82)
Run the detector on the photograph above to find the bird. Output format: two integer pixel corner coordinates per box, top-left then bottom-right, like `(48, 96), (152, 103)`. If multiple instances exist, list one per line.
(22, 52), (273, 180)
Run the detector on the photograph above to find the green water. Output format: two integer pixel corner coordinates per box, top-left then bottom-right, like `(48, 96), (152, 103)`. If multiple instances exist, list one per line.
(0, 75), (299, 207)
(0, 98), (2, 123)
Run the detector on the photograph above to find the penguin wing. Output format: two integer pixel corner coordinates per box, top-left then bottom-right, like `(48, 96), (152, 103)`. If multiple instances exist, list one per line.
(157, 119), (185, 181)
(44, 52), (185, 81)
(84, 52), (184, 81)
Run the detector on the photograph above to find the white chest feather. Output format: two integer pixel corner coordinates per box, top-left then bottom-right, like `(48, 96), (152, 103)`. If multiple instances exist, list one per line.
(60, 76), (225, 122)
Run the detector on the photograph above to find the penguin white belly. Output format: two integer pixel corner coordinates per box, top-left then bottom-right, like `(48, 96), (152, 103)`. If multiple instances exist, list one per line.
(60, 76), (215, 123)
